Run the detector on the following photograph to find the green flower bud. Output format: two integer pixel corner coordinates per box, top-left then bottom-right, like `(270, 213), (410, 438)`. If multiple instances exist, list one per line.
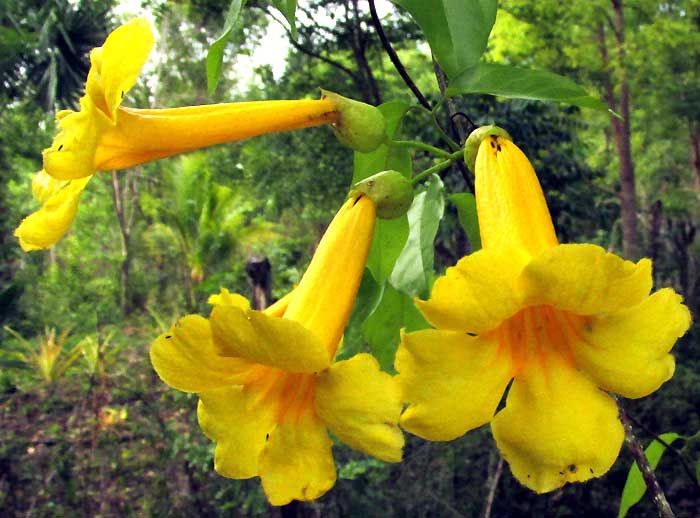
(464, 125), (512, 174)
(351, 170), (414, 219)
(321, 89), (387, 153)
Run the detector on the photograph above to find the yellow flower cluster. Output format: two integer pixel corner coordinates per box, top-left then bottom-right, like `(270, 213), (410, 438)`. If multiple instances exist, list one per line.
(15, 18), (692, 506)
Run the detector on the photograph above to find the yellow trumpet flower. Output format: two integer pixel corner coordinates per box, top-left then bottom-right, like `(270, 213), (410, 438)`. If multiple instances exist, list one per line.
(150, 195), (404, 505)
(14, 18), (346, 251)
(396, 133), (691, 493)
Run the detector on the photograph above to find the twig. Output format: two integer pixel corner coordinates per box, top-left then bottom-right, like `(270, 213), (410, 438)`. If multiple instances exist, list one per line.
(618, 405), (675, 518)
(480, 452), (504, 518)
(367, 0), (432, 110)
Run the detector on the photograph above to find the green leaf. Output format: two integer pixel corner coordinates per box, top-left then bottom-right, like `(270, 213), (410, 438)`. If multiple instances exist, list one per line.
(392, 0), (497, 78)
(447, 62), (608, 111)
(361, 283), (429, 372)
(367, 217), (409, 284)
(206, 0), (247, 95)
(449, 192), (481, 251)
(270, 0), (298, 37)
(339, 269), (384, 361)
(618, 432), (682, 518)
(389, 175), (445, 298)
(354, 100), (412, 285)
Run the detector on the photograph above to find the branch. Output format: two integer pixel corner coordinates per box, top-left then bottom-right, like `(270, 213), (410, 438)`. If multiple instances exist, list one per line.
(618, 404), (675, 518)
(480, 452), (504, 518)
(368, 0), (432, 110)
(263, 6), (359, 81)
(432, 59), (474, 191)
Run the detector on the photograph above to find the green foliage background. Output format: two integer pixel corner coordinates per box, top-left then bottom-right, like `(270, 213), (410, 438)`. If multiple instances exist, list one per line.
(1, 0), (699, 516)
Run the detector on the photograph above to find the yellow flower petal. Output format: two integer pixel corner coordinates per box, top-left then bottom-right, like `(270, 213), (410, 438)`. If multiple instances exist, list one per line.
(415, 247), (529, 333)
(209, 305), (331, 373)
(86, 18), (154, 120)
(14, 176), (91, 251)
(519, 244), (652, 315)
(396, 329), (513, 441)
(43, 98), (106, 180)
(150, 314), (254, 392)
(258, 413), (336, 505)
(475, 136), (558, 256)
(315, 353), (404, 462)
(491, 350), (624, 493)
(572, 288), (691, 399)
(283, 194), (376, 355)
(198, 382), (278, 479)
(31, 169), (66, 203)
(207, 287), (251, 309)
(264, 290), (294, 317)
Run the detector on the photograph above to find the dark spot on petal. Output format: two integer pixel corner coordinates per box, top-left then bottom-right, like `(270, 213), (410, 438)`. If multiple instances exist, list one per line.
(121, 91), (124, 98)
(352, 195), (362, 207)
(497, 144), (502, 152)
(527, 474), (531, 479)
(265, 433), (270, 441)
(568, 464), (577, 473)
(589, 468), (594, 474)
(466, 332), (477, 337)
(559, 471), (564, 475)
(58, 144), (63, 151)
(490, 141), (496, 149)
(165, 335), (172, 339)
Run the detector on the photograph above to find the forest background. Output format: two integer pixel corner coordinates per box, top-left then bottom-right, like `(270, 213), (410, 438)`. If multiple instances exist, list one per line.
(1, 0), (699, 516)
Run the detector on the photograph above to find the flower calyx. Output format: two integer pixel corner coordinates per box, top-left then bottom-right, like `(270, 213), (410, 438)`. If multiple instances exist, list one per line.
(464, 125), (512, 174)
(351, 170), (414, 219)
(321, 90), (387, 153)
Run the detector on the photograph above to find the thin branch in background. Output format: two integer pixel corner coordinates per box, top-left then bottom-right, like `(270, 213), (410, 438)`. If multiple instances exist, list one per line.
(367, 0), (432, 111)
(263, 7), (359, 81)
(480, 451), (504, 518)
(618, 404), (676, 518)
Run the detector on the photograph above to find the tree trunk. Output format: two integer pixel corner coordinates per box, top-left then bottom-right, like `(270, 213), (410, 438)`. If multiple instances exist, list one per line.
(597, 4), (639, 259)
(246, 256), (272, 310)
(349, 0), (382, 105)
(110, 171), (133, 315)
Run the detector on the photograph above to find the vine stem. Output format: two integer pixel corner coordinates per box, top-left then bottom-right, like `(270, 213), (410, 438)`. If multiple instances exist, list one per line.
(367, 0), (432, 110)
(618, 405), (675, 518)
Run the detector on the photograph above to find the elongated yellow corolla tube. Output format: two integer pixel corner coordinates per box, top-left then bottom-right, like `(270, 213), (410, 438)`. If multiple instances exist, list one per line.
(283, 195), (376, 356)
(475, 135), (558, 256)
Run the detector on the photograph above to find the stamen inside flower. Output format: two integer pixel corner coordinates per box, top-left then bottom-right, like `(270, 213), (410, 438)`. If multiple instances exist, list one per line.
(489, 306), (590, 376)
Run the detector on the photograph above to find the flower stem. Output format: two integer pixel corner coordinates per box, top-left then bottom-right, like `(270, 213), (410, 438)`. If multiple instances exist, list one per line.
(392, 140), (452, 157)
(618, 405), (675, 518)
(410, 149), (464, 185)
